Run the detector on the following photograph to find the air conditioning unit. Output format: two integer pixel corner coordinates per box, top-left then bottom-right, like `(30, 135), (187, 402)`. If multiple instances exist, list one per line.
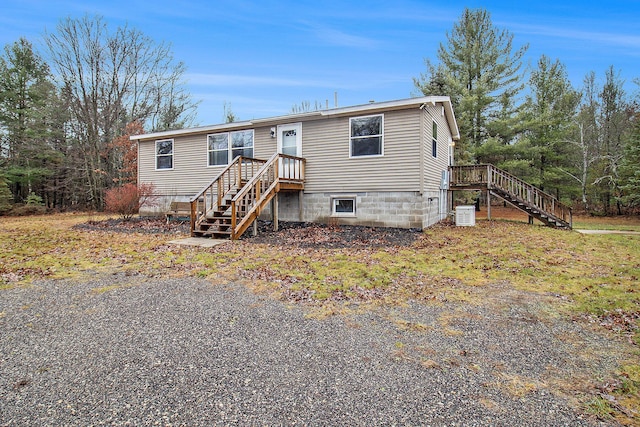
(455, 205), (475, 226)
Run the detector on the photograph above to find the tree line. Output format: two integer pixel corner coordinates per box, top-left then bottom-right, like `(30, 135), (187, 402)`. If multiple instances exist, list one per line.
(0, 15), (198, 213)
(1, 10), (639, 215)
(414, 8), (639, 215)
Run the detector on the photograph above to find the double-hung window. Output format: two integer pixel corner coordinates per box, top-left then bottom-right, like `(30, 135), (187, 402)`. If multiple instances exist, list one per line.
(231, 130), (254, 159)
(208, 134), (228, 166)
(350, 114), (383, 157)
(207, 130), (254, 166)
(156, 139), (173, 170)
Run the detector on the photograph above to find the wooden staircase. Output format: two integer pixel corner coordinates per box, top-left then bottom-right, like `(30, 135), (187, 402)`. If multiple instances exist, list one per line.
(449, 164), (572, 229)
(190, 153), (305, 240)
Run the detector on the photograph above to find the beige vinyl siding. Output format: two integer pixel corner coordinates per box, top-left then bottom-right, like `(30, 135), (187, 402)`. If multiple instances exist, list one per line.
(302, 109), (422, 193)
(422, 105), (451, 192)
(138, 105), (442, 197)
(139, 127), (278, 197)
(253, 126), (277, 158)
(139, 134), (208, 196)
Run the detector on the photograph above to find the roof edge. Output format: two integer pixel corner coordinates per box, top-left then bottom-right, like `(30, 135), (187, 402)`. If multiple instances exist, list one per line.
(131, 96), (459, 141)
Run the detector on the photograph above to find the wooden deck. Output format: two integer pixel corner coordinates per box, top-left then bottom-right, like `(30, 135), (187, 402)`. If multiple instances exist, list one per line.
(449, 164), (572, 229)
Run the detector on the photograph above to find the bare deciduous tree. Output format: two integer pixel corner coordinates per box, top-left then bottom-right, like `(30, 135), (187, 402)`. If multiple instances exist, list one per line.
(45, 15), (198, 209)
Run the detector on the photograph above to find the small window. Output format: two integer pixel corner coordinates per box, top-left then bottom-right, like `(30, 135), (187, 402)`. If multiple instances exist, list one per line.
(156, 139), (173, 170)
(432, 121), (438, 158)
(350, 114), (383, 157)
(208, 133), (229, 166)
(332, 197), (356, 217)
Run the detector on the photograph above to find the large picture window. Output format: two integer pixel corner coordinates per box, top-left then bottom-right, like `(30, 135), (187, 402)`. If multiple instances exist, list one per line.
(207, 130), (254, 166)
(156, 139), (173, 170)
(350, 114), (383, 157)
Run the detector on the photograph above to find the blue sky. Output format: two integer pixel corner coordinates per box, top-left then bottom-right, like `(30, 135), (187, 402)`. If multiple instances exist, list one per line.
(1, 0), (639, 125)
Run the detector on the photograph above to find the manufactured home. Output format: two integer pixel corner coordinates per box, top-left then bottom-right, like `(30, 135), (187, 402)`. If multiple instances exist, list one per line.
(133, 96), (460, 239)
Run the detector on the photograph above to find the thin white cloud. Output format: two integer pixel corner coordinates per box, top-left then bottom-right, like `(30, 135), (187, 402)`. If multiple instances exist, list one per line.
(186, 71), (411, 92)
(513, 23), (640, 50)
(311, 26), (382, 49)
(185, 73), (329, 88)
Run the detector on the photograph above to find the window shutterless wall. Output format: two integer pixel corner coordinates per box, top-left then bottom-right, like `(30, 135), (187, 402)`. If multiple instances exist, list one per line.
(140, 106), (434, 196)
(301, 109), (422, 193)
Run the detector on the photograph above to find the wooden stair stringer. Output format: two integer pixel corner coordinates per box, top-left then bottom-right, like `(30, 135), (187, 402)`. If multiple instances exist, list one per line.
(231, 180), (280, 240)
(449, 164), (573, 230)
(489, 188), (571, 229)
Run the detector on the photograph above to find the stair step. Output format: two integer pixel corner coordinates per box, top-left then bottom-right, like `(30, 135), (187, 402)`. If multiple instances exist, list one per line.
(205, 216), (232, 222)
(200, 229), (232, 236)
(199, 228), (231, 234)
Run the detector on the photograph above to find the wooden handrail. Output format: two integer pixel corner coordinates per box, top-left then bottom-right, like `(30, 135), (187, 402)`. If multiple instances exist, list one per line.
(190, 159), (238, 204)
(189, 156), (267, 236)
(449, 164), (572, 227)
(190, 153), (306, 239)
(230, 153), (306, 239)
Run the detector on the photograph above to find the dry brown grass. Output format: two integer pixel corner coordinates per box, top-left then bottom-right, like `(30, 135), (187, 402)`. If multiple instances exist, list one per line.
(1, 211), (639, 423)
(486, 204), (640, 231)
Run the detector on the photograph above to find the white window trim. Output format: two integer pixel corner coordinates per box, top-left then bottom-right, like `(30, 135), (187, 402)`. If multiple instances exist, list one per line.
(349, 114), (384, 158)
(432, 119), (438, 158)
(207, 133), (229, 167)
(206, 129), (255, 167)
(331, 195), (357, 217)
(155, 139), (174, 171)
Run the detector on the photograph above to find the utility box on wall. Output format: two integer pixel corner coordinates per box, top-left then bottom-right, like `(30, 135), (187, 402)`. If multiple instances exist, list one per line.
(455, 205), (476, 226)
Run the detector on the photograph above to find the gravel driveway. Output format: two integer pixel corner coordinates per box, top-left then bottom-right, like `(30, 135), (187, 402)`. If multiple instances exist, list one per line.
(1, 274), (617, 426)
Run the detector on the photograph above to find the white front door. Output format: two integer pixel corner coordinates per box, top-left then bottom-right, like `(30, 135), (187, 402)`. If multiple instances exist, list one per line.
(277, 123), (302, 157)
(277, 123), (302, 178)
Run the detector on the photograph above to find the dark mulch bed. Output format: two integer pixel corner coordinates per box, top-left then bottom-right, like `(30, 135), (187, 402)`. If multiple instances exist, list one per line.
(247, 221), (421, 248)
(74, 217), (421, 248)
(73, 217), (190, 235)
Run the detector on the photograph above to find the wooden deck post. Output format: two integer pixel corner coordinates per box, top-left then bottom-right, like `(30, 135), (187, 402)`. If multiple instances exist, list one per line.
(298, 190), (303, 221)
(487, 189), (491, 220)
(190, 200), (196, 236)
(231, 203), (237, 240)
(272, 193), (279, 232)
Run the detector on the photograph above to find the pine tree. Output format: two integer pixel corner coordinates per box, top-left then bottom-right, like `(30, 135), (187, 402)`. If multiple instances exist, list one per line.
(0, 173), (12, 213)
(0, 38), (60, 204)
(619, 112), (640, 208)
(515, 55), (580, 197)
(414, 8), (528, 163)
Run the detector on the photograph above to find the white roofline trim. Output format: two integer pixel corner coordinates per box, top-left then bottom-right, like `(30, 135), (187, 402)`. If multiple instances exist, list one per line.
(131, 96), (459, 141)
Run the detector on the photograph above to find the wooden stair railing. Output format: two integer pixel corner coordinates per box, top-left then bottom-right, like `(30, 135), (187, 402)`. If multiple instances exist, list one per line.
(190, 156), (268, 237)
(190, 154), (305, 239)
(449, 164), (572, 229)
(230, 153), (305, 240)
